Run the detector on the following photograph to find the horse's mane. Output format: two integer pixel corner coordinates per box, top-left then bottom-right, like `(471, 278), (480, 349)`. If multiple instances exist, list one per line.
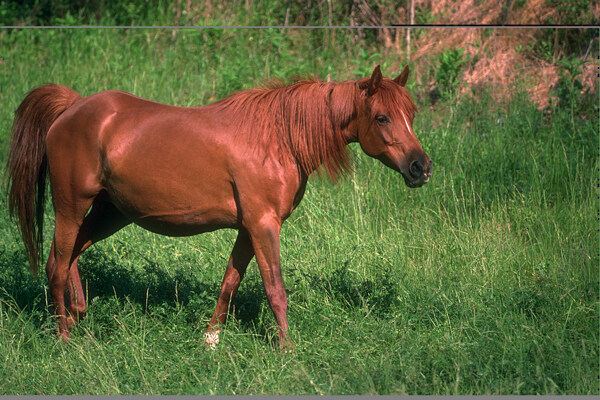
(211, 75), (415, 180)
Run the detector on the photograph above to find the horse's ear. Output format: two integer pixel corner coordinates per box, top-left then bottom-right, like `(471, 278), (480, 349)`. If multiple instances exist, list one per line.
(359, 65), (383, 96)
(368, 65), (383, 96)
(393, 65), (409, 87)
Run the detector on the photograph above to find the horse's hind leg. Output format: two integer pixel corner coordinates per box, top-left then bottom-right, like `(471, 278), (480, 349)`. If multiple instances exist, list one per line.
(49, 201), (94, 339)
(205, 229), (254, 347)
(66, 198), (130, 326)
(45, 238), (87, 328)
(49, 195), (129, 338)
(67, 256), (86, 323)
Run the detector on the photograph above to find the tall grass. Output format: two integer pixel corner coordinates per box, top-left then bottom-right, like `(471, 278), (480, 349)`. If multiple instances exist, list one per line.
(0, 26), (597, 395)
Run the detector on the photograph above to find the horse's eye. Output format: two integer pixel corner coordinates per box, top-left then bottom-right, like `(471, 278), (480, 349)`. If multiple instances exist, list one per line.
(375, 114), (390, 125)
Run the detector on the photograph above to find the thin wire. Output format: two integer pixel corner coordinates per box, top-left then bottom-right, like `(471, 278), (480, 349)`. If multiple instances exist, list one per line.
(1, 24), (598, 29)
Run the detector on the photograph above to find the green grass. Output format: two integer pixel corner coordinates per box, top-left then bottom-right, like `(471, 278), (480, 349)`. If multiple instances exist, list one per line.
(0, 27), (598, 395)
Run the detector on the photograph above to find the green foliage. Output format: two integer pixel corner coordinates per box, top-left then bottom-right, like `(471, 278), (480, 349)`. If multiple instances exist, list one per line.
(535, 38), (556, 62)
(556, 56), (586, 107)
(435, 48), (470, 98)
(413, 8), (435, 40)
(0, 0), (356, 27)
(545, 0), (595, 24)
(538, 0), (596, 58)
(0, 0), (174, 25)
(351, 48), (392, 78)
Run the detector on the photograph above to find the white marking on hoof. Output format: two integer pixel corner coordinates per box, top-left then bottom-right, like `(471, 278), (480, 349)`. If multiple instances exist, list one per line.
(204, 331), (220, 349)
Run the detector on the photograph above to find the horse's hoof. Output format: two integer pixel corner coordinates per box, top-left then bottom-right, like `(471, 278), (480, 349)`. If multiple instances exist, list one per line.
(278, 335), (294, 353)
(203, 331), (220, 350)
(58, 330), (70, 342)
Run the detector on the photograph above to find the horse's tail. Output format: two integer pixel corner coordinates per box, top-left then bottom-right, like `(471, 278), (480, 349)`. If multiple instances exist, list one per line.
(6, 84), (82, 275)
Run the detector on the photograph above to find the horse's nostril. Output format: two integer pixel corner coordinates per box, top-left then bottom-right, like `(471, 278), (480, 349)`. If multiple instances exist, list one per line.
(409, 160), (423, 178)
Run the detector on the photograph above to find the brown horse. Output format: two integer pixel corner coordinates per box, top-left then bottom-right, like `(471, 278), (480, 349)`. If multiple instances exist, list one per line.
(6, 65), (431, 348)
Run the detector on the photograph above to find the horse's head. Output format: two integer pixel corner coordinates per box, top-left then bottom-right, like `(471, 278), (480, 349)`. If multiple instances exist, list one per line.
(354, 65), (432, 188)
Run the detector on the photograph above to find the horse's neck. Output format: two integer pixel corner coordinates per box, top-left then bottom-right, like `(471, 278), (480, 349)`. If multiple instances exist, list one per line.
(207, 82), (353, 179)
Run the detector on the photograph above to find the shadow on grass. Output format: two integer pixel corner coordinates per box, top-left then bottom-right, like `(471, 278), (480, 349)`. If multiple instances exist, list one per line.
(79, 248), (266, 324)
(0, 248), (48, 314)
(79, 248), (214, 308)
(79, 248), (271, 339)
(0, 246), (265, 331)
(300, 264), (405, 319)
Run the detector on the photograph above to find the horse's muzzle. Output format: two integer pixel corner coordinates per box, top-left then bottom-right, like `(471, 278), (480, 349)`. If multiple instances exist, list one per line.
(404, 157), (432, 188)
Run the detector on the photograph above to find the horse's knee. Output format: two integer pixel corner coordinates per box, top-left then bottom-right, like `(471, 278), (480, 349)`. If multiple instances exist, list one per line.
(49, 268), (68, 294)
(222, 274), (241, 294)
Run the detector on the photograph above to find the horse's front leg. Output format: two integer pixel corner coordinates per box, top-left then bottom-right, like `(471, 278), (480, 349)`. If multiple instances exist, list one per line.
(204, 229), (254, 348)
(245, 216), (291, 349)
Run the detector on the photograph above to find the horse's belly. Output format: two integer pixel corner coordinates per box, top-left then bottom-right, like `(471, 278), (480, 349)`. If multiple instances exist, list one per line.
(132, 210), (237, 236)
(110, 189), (239, 236)
(104, 170), (239, 236)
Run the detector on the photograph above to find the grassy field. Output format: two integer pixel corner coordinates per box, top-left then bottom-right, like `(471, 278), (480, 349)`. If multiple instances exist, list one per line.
(0, 27), (598, 395)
